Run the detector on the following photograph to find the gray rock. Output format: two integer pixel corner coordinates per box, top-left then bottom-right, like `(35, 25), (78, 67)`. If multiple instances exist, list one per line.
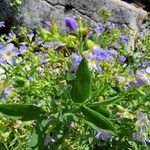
(0, 0), (13, 20)
(0, 0), (148, 52)
(0, 0), (148, 31)
(15, 0), (147, 30)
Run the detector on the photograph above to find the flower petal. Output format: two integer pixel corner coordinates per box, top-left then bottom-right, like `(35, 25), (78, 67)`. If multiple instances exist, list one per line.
(7, 57), (14, 65)
(6, 43), (14, 51)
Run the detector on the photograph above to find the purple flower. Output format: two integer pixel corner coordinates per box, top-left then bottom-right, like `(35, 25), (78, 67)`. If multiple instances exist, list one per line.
(42, 42), (53, 48)
(69, 63), (79, 73)
(18, 43), (27, 54)
(109, 49), (117, 57)
(95, 24), (105, 34)
(85, 53), (102, 72)
(0, 21), (5, 28)
(96, 130), (112, 141)
(64, 17), (77, 31)
(51, 41), (66, 50)
(35, 37), (42, 46)
(5, 32), (16, 42)
(88, 60), (102, 72)
(117, 56), (126, 63)
(0, 43), (22, 65)
(102, 3), (108, 9)
(122, 24), (127, 28)
(107, 22), (115, 29)
(1, 85), (13, 98)
(0, 57), (5, 64)
(136, 112), (150, 127)
(40, 20), (51, 27)
(28, 76), (33, 81)
(132, 131), (150, 145)
(84, 31), (93, 39)
(71, 53), (82, 63)
(69, 53), (82, 72)
(133, 112), (150, 145)
(139, 58), (150, 67)
(54, 43), (66, 50)
(133, 78), (144, 87)
(129, 70), (134, 76)
(27, 33), (34, 39)
(92, 46), (109, 60)
(140, 24), (147, 30)
(136, 69), (146, 76)
(125, 82), (132, 89)
(119, 35), (129, 43)
(39, 52), (47, 65)
(146, 67), (150, 73)
(116, 76), (125, 84)
(40, 20), (51, 30)
(0, 42), (4, 49)
(42, 41), (66, 50)
(139, 32), (144, 38)
(136, 69), (150, 85)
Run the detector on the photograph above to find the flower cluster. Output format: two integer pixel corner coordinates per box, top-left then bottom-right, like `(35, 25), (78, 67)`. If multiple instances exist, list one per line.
(94, 22), (116, 34)
(122, 67), (150, 89)
(0, 43), (26, 65)
(70, 46), (113, 73)
(119, 35), (129, 43)
(132, 112), (150, 145)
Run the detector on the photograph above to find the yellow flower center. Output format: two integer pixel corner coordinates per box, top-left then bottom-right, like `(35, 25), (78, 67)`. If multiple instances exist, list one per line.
(90, 59), (96, 64)
(141, 118), (147, 124)
(146, 73), (150, 78)
(138, 132), (146, 139)
(129, 76), (134, 82)
(5, 51), (12, 57)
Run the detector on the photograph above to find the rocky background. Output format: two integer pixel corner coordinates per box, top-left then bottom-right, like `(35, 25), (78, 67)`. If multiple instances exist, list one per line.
(0, 0), (149, 32)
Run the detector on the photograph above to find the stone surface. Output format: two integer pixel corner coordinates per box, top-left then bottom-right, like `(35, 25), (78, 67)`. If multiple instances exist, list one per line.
(15, 0), (148, 31)
(122, 0), (150, 11)
(0, 0), (15, 34)
(0, 0), (13, 19)
(0, 0), (148, 31)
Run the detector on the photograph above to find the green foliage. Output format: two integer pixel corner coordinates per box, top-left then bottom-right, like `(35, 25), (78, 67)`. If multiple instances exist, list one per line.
(90, 106), (111, 118)
(29, 119), (50, 150)
(81, 105), (115, 133)
(0, 6), (149, 150)
(90, 96), (125, 106)
(0, 104), (46, 121)
(10, 0), (22, 11)
(70, 57), (91, 103)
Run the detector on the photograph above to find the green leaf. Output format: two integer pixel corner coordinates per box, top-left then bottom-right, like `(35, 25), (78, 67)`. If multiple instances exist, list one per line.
(90, 96), (124, 106)
(66, 72), (76, 81)
(71, 57), (90, 103)
(90, 106), (111, 118)
(83, 119), (116, 136)
(29, 119), (52, 150)
(136, 89), (146, 96)
(29, 120), (46, 150)
(91, 81), (105, 99)
(0, 104), (46, 121)
(29, 127), (40, 150)
(83, 119), (100, 132)
(81, 106), (115, 132)
(111, 86), (122, 92)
